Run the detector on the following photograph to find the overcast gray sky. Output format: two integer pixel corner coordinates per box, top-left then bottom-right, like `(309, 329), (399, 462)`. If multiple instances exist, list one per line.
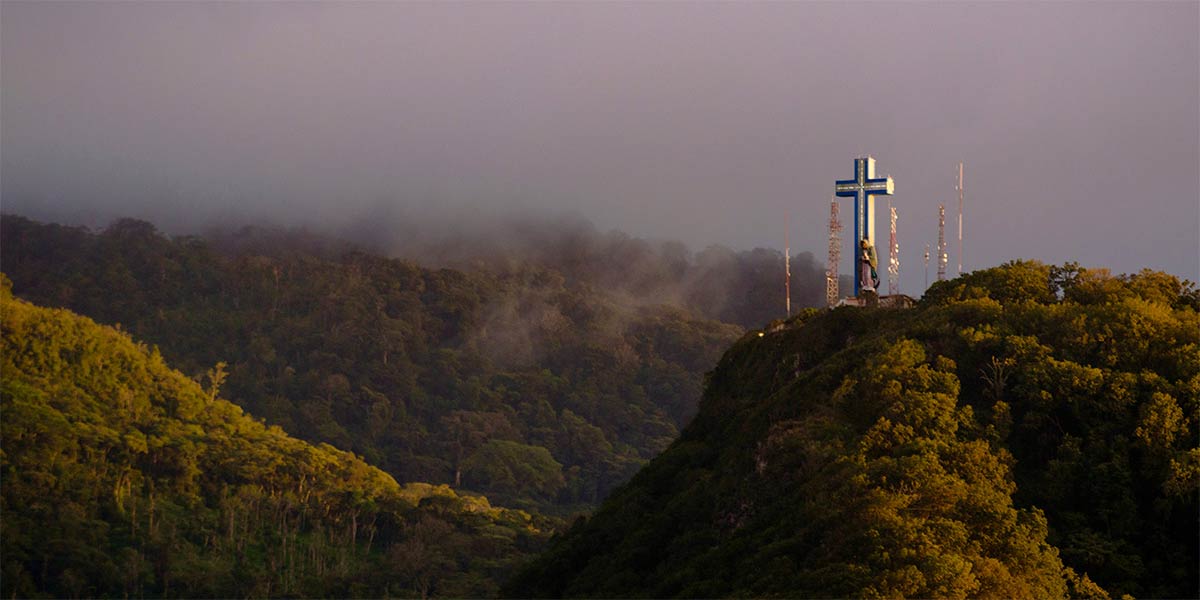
(3, 1), (1197, 286)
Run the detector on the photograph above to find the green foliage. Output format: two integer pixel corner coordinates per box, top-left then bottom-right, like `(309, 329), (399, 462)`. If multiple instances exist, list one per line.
(0, 288), (551, 598)
(508, 260), (1199, 598)
(8, 214), (1196, 598)
(925, 259), (1057, 305)
(0, 215), (741, 512)
(462, 440), (566, 509)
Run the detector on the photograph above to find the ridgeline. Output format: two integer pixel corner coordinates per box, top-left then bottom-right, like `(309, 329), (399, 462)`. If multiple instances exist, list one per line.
(506, 261), (1199, 598)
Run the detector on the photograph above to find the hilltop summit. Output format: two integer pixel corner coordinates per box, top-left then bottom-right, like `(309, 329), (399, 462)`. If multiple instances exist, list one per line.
(506, 261), (1199, 598)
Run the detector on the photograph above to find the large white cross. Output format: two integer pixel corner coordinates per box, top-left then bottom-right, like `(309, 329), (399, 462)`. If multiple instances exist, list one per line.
(835, 156), (895, 296)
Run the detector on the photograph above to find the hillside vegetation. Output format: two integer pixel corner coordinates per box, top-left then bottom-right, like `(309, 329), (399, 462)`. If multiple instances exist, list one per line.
(1, 215), (742, 512)
(0, 277), (553, 598)
(506, 261), (1199, 598)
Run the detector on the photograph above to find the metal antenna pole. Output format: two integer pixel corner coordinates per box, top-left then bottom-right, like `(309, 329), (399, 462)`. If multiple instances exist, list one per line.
(923, 244), (930, 292)
(785, 212), (791, 317)
(957, 161), (964, 275)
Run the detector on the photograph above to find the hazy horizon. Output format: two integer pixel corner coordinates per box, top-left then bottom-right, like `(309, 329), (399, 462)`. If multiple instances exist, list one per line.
(3, 1), (1197, 287)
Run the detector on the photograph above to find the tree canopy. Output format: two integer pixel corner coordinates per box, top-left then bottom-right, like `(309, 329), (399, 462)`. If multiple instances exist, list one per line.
(0, 279), (552, 598)
(506, 261), (1199, 598)
(1, 215), (742, 513)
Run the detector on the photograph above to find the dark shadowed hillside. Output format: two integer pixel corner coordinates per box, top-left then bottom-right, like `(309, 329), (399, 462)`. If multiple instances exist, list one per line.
(0, 278), (551, 598)
(505, 261), (1199, 598)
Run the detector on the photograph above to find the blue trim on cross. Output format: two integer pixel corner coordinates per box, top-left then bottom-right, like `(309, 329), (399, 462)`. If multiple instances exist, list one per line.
(834, 156), (895, 297)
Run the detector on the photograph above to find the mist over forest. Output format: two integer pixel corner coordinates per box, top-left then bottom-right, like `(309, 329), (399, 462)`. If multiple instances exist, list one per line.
(2, 212), (750, 515)
(199, 209), (846, 330)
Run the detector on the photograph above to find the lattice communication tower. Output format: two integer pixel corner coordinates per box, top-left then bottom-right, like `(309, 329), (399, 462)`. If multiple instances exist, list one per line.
(937, 204), (948, 281)
(888, 200), (900, 295)
(826, 199), (843, 307)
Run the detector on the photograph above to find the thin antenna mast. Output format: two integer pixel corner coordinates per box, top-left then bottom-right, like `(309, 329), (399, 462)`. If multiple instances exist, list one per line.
(826, 198), (842, 307)
(937, 204), (948, 281)
(888, 200), (899, 295)
(785, 213), (791, 317)
(957, 161), (964, 275)
(923, 244), (930, 292)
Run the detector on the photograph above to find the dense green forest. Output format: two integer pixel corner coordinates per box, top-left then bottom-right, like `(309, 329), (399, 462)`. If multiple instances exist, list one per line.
(507, 261), (1199, 598)
(1, 215), (743, 513)
(0, 279), (553, 598)
(7, 213), (1195, 598)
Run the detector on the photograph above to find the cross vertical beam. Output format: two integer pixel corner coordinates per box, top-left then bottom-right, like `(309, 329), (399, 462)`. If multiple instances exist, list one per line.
(834, 156), (895, 296)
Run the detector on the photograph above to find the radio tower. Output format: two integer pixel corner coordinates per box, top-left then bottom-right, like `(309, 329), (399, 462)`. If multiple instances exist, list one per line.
(888, 200), (900, 295)
(826, 199), (843, 307)
(937, 204), (948, 281)
(957, 161), (964, 275)
(785, 214), (791, 317)
(923, 244), (931, 292)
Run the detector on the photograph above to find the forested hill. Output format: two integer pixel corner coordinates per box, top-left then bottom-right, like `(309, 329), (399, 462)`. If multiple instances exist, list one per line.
(338, 213), (840, 330)
(0, 279), (551, 598)
(506, 262), (1200, 598)
(0, 214), (742, 513)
